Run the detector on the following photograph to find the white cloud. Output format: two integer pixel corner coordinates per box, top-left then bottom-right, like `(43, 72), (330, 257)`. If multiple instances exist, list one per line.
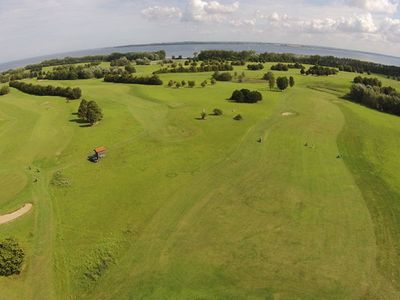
(141, 6), (182, 21)
(183, 0), (239, 22)
(381, 17), (400, 42)
(346, 0), (398, 14)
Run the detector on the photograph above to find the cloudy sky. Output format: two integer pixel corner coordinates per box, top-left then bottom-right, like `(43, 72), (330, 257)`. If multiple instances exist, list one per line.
(1, 0), (400, 63)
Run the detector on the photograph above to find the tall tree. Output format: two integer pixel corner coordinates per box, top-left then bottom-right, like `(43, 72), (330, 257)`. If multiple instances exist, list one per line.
(269, 73), (275, 90)
(86, 101), (103, 125)
(289, 76), (295, 87)
(277, 77), (289, 91)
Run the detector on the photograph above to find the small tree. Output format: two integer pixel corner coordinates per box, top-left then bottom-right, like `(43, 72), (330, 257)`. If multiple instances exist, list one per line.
(77, 99), (88, 120)
(86, 101), (103, 125)
(201, 109), (207, 120)
(300, 68), (305, 75)
(0, 238), (24, 276)
(168, 80), (175, 87)
(188, 81), (196, 88)
(213, 108), (223, 115)
(238, 75), (244, 83)
(181, 80), (186, 87)
(211, 78), (216, 85)
(289, 76), (295, 87)
(201, 80), (207, 88)
(276, 77), (289, 91)
(268, 73), (275, 90)
(175, 82), (182, 89)
(233, 114), (242, 121)
(263, 72), (274, 81)
(0, 86), (10, 96)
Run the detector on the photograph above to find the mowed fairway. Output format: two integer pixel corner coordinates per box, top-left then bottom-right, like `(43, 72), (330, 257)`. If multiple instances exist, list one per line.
(1, 63), (400, 299)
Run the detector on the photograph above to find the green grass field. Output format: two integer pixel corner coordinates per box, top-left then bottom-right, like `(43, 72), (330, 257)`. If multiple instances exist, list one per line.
(1, 63), (400, 299)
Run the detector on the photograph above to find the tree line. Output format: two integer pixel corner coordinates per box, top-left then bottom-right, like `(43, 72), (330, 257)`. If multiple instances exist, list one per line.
(348, 76), (400, 116)
(104, 73), (163, 85)
(154, 61), (233, 74)
(9, 81), (82, 99)
(25, 51), (166, 71)
(303, 65), (338, 76)
(40, 64), (111, 80)
(197, 50), (400, 77)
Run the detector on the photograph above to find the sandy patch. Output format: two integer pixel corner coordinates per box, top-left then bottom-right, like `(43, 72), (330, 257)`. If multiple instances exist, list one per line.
(281, 112), (294, 116)
(0, 203), (33, 225)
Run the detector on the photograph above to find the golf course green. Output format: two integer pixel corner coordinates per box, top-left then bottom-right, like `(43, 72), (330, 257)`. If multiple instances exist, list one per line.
(1, 61), (400, 299)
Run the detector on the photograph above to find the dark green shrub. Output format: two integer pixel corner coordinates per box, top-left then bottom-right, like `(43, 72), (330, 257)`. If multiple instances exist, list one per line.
(233, 114), (243, 120)
(213, 108), (223, 115)
(0, 86), (10, 96)
(0, 238), (24, 276)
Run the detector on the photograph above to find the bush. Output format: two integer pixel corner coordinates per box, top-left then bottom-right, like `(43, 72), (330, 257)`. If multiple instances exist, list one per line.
(230, 89), (262, 103)
(263, 72), (274, 80)
(353, 76), (381, 87)
(188, 81), (196, 88)
(124, 64), (136, 74)
(213, 72), (232, 82)
(247, 63), (264, 71)
(271, 63), (289, 71)
(276, 77), (289, 91)
(104, 73), (163, 85)
(305, 65), (338, 76)
(213, 108), (223, 115)
(0, 86), (10, 95)
(9, 81), (81, 99)
(233, 114), (243, 120)
(0, 238), (24, 276)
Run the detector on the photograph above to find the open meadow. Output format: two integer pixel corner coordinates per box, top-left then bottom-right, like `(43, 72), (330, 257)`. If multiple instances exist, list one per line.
(1, 62), (400, 299)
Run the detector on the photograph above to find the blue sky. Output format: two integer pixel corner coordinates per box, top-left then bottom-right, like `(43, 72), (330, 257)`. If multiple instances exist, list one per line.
(0, 0), (400, 63)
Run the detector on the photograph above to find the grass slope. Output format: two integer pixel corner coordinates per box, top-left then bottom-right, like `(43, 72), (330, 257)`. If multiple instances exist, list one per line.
(1, 63), (400, 299)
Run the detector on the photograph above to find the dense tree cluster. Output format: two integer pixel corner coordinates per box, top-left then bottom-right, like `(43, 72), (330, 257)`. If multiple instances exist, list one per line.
(25, 51), (166, 70)
(353, 76), (382, 87)
(77, 99), (103, 125)
(231, 61), (246, 66)
(198, 50), (258, 61)
(0, 86), (10, 95)
(271, 63), (289, 71)
(305, 65), (338, 76)
(212, 71), (233, 81)
(348, 83), (400, 116)
(110, 57), (130, 66)
(247, 63), (264, 70)
(230, 89), (262, 103)
(197, 50), (400, 77)
(287, 63), (304, 69)
(40, 64), (109, 80)
(9, 81), (82, 99)
(155, 61), (233, 74)
(104, 73), (163, 85)
(0, 238), (24, 276)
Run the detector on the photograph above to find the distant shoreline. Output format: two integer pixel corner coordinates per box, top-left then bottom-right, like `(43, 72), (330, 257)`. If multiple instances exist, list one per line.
(2, 41), (400, 71)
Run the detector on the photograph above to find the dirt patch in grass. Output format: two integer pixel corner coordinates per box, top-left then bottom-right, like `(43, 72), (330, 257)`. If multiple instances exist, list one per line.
(281, 112), (295, 117)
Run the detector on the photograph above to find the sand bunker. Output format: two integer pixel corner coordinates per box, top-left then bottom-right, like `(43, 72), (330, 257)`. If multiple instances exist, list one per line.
(281, 112), (294, 116)
(0, 203), (33, 225)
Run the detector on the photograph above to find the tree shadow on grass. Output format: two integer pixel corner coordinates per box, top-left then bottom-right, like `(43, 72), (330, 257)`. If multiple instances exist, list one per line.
(69, 118), (87, 124)
(79, 124), (92, 128)
(194, 117), (206, 120)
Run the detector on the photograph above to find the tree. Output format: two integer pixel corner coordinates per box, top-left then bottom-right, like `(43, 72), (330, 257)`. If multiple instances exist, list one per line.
(86, 101), (103, 125)
(289, 76), (295, 87)
(268, 73), (275, 90)
(125, 64), (136, 74)
(201, 109), (207, 120)
(175, 82), (182, 89)
(188, 81), (196, 88)
(211, 78), (216, 85)
(77, 99), (88, 119)
(263, 72), (274, 81)
(181, 80), (186, 87)
(201, 80), (207, 88)
(300, 68), (305, 75)
(0, 86), (10, 96)
(168, 80), (175, 87)
(276, 77), (289, 91)
(0, 238), (24, 276)
(230, 90), (244, 102)
(70, 87), (82, 100)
